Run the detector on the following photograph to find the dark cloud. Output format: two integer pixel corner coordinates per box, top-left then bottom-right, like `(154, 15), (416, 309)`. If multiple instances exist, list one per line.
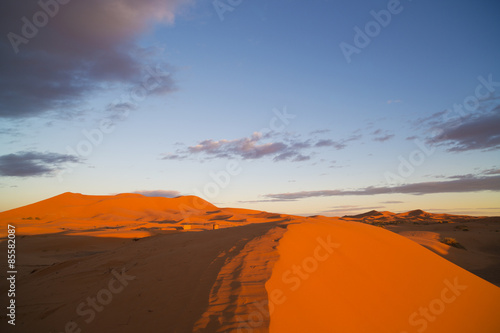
(264, 175), (500, 200)
(0, 151), (82, 177)
(380, 200), (404, 204)
(0, 0), (191, 118)
(133, 190), (181, 198)
(423, 103), (500, 152)
(430, 106), (500, 152)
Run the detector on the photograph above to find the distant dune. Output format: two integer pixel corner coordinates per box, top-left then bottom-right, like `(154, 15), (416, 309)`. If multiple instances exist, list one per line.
(1, 193), (499, 332)
(0, 192), (287, 238)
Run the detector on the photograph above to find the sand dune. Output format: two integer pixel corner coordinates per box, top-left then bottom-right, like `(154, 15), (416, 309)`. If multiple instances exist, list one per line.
(266, 218), (500, 333)
(1, 194), (499, 332)
(0, 193), (289, 238)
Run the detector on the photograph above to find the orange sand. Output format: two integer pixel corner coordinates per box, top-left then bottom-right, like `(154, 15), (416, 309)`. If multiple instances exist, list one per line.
(1, 194), (499, 332)
(266, 218), (500, 333)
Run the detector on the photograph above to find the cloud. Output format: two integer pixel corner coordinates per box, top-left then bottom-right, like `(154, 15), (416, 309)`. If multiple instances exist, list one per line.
(0, 0), (191, 118)
(314, 134), (362, 150)
(187, 133), (287, 159)
(310, 129), (331, 135)
(263, 174), (500, 200)
(373, 134), (395, 142)
(163, 130), (363, 163)
(483, 168), (500, 175)
(387, 99), (402, 104)
(292, 154), (311, 162)
(371, 129), (394, 142)
(380, 200), (404, 204)
(315, 139), (346, 150)
(164, 132), (314, 162)
(322, 205), (384, 215)
(105, 102), (138, 122)
(425, 104), (500, 152)
(0, 151), (82, 177)
(133, 190), (181, 198)
(162, 153), (189, 161)
(238, 198), (296, 203)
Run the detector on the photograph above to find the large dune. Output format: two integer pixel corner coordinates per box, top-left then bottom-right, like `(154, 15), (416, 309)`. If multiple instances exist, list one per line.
(0, 193), (290, 238)
(1, 194), (499, 332)
(266, 218), (500, 333)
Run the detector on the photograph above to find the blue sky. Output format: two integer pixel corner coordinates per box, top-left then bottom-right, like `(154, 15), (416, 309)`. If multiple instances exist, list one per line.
(1, 0), (499, 216)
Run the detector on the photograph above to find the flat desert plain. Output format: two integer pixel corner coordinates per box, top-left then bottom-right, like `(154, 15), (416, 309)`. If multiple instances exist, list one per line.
(1, 193), (499, 332)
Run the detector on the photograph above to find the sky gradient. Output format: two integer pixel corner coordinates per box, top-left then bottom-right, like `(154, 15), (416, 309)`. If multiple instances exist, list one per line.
(1, 0), (499, 216)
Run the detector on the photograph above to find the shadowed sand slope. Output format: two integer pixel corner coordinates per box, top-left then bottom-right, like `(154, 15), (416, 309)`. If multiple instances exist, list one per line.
(266, 218), (500, 333)
(0, 221), (292, 333)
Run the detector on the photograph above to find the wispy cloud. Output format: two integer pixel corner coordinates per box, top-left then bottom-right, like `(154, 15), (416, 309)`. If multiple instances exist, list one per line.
(322, 205), (384, 215)
(371, 129), (395, 142)
(315, 139), (346, 150)
(387, 99), (402, 104)
(162, 130), (364, 163)
(133, 190), (181, 198)
(0, 151), (82, 177)
(164, 132), (294, 161)
(313, 134), (362, 149)
(483, 168), (500, 175)
(310, 129), (331, 135)
(163, 131), (360, 162)
(0, 0), (191, 118)
(263, 174), (500, 200)
(106, 102), (139, 122)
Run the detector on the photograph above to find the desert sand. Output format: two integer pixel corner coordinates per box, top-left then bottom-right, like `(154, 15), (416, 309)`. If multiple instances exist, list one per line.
(1, 193), (499, 332)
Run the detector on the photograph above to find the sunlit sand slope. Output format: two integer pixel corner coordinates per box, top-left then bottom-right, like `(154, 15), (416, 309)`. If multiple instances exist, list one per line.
(0, 193), (293, 238)
(266, 218), (500, 333)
